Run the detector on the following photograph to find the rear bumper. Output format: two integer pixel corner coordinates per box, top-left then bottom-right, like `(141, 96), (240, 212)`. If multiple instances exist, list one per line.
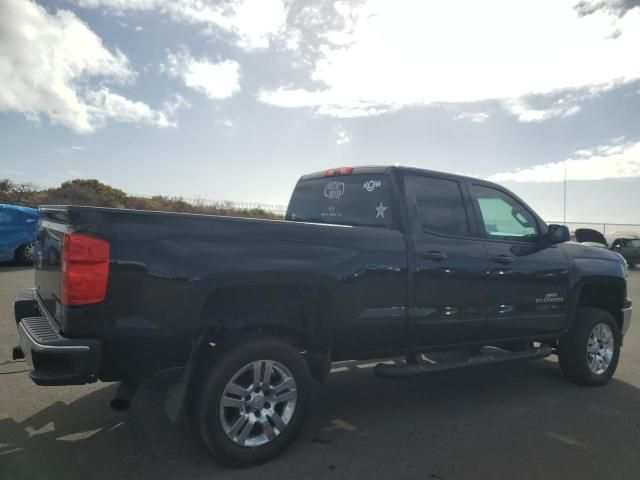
(622, 297), (632, 337)
(14, 289), (101, 386)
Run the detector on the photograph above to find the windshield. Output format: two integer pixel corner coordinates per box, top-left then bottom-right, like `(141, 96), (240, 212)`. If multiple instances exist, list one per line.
(286, 174), (394, 228)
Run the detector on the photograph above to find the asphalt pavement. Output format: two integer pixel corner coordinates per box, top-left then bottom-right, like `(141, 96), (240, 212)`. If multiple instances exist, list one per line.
(2, 265), (640, 480)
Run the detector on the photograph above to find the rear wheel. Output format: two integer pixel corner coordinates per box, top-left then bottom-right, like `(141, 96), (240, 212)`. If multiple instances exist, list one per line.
(194, 338), (311, 466)
(558, 308), (620, 386)
(16, 242), (36, 265)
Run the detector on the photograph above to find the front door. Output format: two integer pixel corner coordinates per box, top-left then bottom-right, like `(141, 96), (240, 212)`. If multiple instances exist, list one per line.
(403, 173), (489, 348)
(470, 183), (570, 339)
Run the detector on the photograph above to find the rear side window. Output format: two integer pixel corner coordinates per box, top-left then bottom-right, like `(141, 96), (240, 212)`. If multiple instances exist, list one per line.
(404, 175), (470, 237)
(286, 174), (394, 228)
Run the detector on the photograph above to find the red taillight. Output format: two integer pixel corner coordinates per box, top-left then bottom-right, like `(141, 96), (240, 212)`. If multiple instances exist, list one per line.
(62, 233), (110, 306)
(324, 167), (353, 177)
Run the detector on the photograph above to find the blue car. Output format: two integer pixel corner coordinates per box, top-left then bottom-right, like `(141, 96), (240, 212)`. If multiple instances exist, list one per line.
(0, 204), (39, 264)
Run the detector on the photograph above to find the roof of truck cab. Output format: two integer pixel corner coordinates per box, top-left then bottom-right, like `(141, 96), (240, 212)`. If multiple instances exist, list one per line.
(299, 165), (490, 185)
(295, 165), (546, 228)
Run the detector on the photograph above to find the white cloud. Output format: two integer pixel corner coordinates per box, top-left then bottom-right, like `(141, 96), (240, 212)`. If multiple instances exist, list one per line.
(503, 88), (602, 122)
(161, 93), (191, 116)
(215, 118), (235, 136)
(57, 145), (86, 152)
(455, 112), (491, 123)
(164, 50), (241, 100)
(334, 125), (352, 145)
(0, 0), (179, 132)
(505, 99), (582, 123)
(74, 0), (288, 50)
(575, 0), (640, 18)
(487, 138), (640, 182)
(259, 0), (640, 121)
(85, 88), (177, 128)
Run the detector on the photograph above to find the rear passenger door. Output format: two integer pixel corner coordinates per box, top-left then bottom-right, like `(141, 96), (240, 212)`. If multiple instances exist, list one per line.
(470, 183), (570, 338)
(403, 172), (489, 348)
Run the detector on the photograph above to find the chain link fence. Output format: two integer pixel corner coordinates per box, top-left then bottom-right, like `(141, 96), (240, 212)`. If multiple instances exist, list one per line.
(136, 195), (288, 216)
(547, 221), (640, 238)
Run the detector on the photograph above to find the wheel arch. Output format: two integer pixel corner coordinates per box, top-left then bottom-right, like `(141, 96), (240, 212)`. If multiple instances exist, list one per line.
(571, 277), (626, 334)
(194, 283), (334, 383)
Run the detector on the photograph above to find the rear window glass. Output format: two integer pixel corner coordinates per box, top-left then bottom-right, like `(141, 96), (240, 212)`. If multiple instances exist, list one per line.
(286, 174), (394, 228)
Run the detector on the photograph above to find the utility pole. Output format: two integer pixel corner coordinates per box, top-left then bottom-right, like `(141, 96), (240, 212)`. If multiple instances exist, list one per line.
(563, 164), (567, 224)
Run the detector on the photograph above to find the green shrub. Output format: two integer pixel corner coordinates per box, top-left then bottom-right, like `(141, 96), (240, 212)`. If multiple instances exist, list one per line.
(0, 178), (283, 220)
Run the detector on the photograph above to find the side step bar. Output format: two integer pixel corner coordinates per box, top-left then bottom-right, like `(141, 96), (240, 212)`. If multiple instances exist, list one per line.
(374, 344), (552, 379)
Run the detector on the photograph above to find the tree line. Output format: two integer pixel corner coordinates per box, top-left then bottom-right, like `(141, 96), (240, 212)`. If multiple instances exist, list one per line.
(0, 178), (282, 220)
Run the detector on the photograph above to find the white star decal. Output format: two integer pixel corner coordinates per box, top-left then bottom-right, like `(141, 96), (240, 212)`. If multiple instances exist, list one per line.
(375, 202), (387, 218)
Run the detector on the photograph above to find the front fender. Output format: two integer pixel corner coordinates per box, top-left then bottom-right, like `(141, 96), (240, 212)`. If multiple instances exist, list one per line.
(564, 244), (627, 333)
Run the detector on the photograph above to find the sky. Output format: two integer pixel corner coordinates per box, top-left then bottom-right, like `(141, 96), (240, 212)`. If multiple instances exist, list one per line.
(1, 0), (640, 223)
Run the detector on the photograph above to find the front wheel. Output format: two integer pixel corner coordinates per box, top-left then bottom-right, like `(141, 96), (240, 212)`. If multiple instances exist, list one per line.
(558, 307), (621, 386)
(194, 338), (311, 466)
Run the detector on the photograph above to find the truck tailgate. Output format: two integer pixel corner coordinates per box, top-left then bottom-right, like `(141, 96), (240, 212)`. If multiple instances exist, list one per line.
(35, 208), (68, 321)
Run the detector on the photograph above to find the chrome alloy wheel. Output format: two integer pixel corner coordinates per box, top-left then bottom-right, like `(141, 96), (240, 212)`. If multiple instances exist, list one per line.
(24, 242), (36, 261)
(219, 360), (297, 447)
(587, 323), (615, 375)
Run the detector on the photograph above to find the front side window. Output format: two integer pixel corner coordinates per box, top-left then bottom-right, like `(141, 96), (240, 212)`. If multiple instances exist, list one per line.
(473, 184), (539, 242)
(405, 175), (470, 237)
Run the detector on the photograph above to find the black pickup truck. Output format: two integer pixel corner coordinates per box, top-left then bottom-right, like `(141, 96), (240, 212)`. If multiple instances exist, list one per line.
(13, 166), (633, 465)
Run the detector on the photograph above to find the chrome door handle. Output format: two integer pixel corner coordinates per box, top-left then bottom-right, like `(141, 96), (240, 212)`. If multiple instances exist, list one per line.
(419, 251), (448, 261)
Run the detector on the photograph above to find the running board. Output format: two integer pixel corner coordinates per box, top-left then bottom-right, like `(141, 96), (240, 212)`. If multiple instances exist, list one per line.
(374, 344), (552, 379)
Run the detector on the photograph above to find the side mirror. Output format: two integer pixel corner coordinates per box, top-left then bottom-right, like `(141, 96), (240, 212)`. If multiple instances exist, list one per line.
(545, 224), (570, 245)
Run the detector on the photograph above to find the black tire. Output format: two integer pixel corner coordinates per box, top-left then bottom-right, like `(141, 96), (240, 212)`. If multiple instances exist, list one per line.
(16, 242), (36, 265)
(194, 338), (311, 466)
(558, 307), (621, 386)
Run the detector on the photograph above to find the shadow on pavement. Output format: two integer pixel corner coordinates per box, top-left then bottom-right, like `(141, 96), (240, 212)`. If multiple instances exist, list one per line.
(1, 360), (640, 480)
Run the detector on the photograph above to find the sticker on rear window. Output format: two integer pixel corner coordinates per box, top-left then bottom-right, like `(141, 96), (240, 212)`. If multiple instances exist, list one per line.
(363, 179), (381, 192)
(324, 181), (345, 199)
(321, 206), (342, 219)
(375, 202), (387, 218)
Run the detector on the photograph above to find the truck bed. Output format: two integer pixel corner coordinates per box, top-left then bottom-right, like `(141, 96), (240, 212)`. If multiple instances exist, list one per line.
(34, 205), (408, 380)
